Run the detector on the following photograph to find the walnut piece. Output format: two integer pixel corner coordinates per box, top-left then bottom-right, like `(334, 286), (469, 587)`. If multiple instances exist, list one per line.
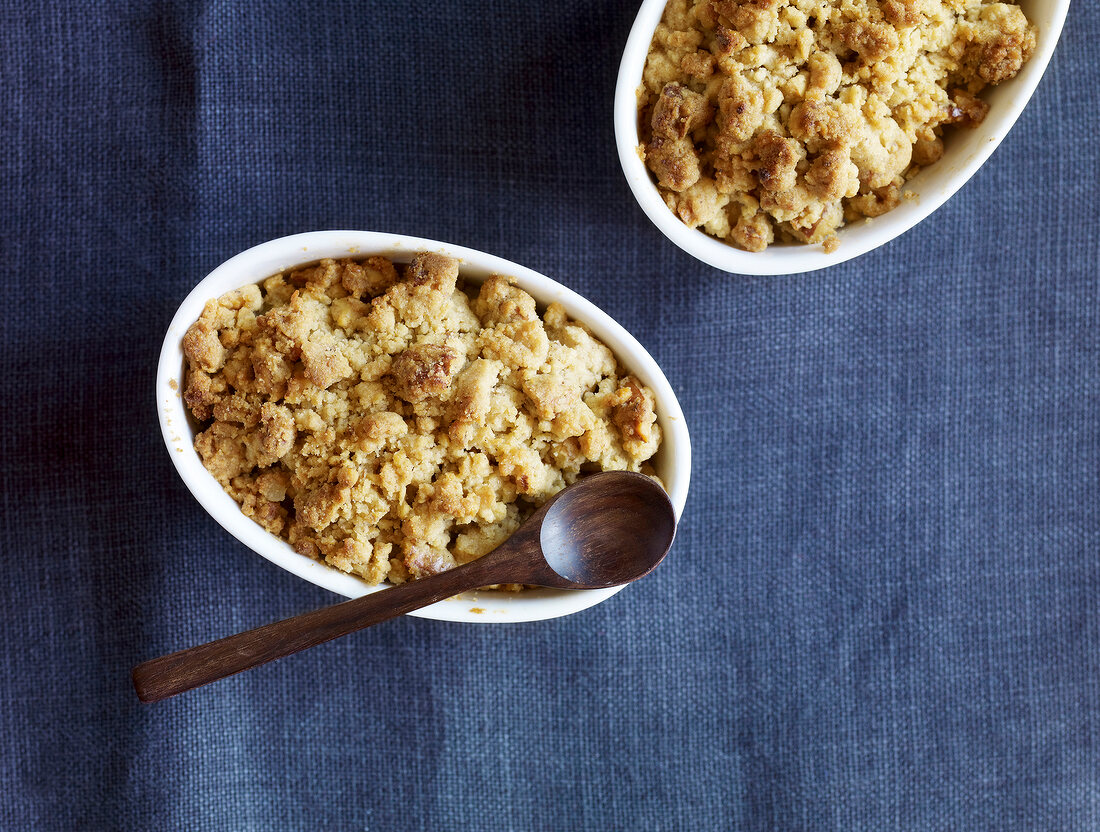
(388, 344), (462, 404)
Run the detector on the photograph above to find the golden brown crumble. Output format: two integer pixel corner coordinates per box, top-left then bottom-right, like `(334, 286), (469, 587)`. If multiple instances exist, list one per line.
(639, 0), (1036, 251)
(183, 254), (662, 587)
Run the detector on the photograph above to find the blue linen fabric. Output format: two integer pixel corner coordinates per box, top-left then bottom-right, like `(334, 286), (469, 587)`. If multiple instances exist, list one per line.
(1, 0), (1098, 829)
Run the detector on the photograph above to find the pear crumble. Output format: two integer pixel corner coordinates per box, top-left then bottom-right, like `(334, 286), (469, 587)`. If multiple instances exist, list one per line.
(182, 253), (661, 586)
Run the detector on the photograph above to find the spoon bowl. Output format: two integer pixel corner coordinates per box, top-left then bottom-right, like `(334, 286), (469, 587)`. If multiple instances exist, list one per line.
(132, 471), (676, 702)
(539, 472), (675, 588)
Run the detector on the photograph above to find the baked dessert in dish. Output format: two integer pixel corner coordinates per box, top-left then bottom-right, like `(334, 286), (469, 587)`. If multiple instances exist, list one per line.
(639, 0), (1036, 251)
(182, 253), (661, 587)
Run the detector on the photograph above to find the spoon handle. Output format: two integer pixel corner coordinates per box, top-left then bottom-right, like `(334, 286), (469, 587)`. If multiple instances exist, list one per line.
(132, 555), (508, 703)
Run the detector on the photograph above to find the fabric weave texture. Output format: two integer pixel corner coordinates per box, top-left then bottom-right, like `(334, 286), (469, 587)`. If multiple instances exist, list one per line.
(1, 1), (1097, 830)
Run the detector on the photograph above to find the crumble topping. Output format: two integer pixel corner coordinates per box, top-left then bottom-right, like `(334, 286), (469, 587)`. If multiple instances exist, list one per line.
(639, 0), (1036, 251)
(183, 254), (661, 586)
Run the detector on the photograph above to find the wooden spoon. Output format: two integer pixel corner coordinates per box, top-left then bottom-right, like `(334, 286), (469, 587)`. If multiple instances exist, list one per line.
(132, 470), (676, 703)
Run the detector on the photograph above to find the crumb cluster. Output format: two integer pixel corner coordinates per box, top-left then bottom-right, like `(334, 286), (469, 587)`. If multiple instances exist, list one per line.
(640, 0), (1035, 251)
(183, 253), (661, 586)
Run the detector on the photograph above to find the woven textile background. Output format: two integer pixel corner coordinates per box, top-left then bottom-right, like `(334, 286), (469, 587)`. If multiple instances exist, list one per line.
(2, 1), (1097, 830)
